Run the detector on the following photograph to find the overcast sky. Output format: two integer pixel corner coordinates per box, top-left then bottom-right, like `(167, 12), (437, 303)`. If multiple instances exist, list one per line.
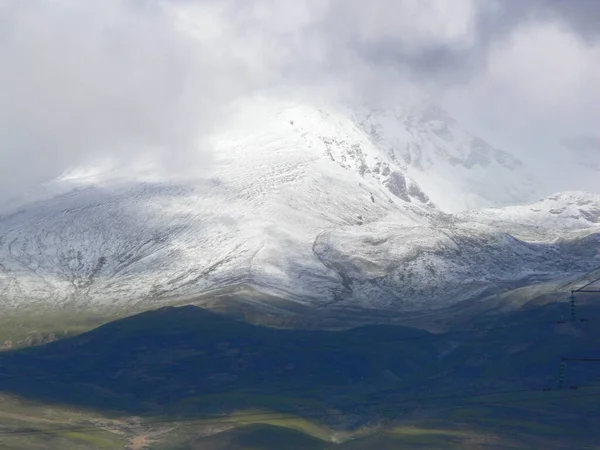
(1, 0), (599, 202)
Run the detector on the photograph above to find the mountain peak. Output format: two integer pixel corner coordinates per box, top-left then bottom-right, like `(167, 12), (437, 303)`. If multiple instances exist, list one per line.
(1, 95), (582, 316)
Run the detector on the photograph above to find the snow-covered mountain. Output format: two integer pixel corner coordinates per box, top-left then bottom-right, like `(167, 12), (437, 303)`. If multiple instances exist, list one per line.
(458, 191), (600, 242)
(0, 95), (597, 315)
(348, 101), (538, 212)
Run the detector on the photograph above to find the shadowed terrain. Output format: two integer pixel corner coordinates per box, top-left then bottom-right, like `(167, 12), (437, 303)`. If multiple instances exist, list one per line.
(0, 302), (598, 448)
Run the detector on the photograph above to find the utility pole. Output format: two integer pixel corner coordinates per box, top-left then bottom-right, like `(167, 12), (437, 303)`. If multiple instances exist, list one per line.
(557, 357), (600, 389)
(566, 288), (600, 323)
(550, 277), (600, 389)
(570, 290), (576, 322)
(558, 273), (600, 323)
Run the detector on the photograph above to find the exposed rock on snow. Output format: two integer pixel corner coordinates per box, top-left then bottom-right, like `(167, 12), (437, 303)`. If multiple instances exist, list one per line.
(0, 96), (597, 313)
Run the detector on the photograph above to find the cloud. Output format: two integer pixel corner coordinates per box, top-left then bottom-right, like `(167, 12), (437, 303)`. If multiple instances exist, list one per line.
(0, 0), (256, 200)
(1, 0), (599, 202)
(0, 0), (479, 202)
(167, 0), (482, 106)
(157, 0), (600, 178)
(436, 8), (600, 194)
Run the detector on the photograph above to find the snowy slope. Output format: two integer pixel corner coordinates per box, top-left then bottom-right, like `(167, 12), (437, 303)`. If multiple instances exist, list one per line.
(0, 96), (414, 310)
(0, 95), (595, 314)
(314, 217), (600, 310)
(457, 191), (600, 242)
(347, 101), (539, 212)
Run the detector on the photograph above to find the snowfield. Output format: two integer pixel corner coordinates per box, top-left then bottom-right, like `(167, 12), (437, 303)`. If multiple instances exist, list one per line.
(1, 95), (599, 314)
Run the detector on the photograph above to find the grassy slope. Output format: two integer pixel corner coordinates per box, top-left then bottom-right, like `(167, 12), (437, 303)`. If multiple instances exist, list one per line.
(0, 394), (127, 449)
(1, 395), (598, 450)
(0, 303), (599, 449)
(151, 414), (600, 450)
(0, 311), (126, 350)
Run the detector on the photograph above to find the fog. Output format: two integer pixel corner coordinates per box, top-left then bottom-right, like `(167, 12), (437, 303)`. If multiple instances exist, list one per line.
(1, 0), (599, 201)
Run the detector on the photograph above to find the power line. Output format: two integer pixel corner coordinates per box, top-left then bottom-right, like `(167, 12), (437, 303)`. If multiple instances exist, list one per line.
(573, 273), (600, 292)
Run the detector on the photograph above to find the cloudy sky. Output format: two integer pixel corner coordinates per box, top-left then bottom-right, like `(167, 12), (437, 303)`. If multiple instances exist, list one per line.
(1, 0), (599, 201)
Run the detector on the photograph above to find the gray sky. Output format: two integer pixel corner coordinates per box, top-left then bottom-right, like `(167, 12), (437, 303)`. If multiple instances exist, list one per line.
(1, 0), (599, 201)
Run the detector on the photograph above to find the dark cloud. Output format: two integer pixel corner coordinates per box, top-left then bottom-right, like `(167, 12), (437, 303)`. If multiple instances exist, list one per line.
(492, 0), (600, 41)
(351, 0), (600, 86)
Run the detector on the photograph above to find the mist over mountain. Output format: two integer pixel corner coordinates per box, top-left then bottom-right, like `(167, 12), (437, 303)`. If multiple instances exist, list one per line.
(561, 135), (600, 171)
(0, 0), (599, 324)
(2, 2), (600, 449)
(1, 94), (599, 318)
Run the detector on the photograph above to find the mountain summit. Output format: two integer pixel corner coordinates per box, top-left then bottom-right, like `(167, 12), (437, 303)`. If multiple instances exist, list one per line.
(0, 95), (596, 317)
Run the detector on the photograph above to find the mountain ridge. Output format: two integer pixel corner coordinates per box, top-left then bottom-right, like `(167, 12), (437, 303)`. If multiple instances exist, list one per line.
(0, 96), (598, 317)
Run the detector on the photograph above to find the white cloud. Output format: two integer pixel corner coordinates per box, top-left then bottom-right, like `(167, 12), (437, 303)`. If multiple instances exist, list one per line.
(329, 0), (477, 50)
(442, 21), (600, 131)
(0, 0), (254, 199)
(1, 0), (599, 202)
(437, 20), (600, 194)
(486, 24), (600, 119)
